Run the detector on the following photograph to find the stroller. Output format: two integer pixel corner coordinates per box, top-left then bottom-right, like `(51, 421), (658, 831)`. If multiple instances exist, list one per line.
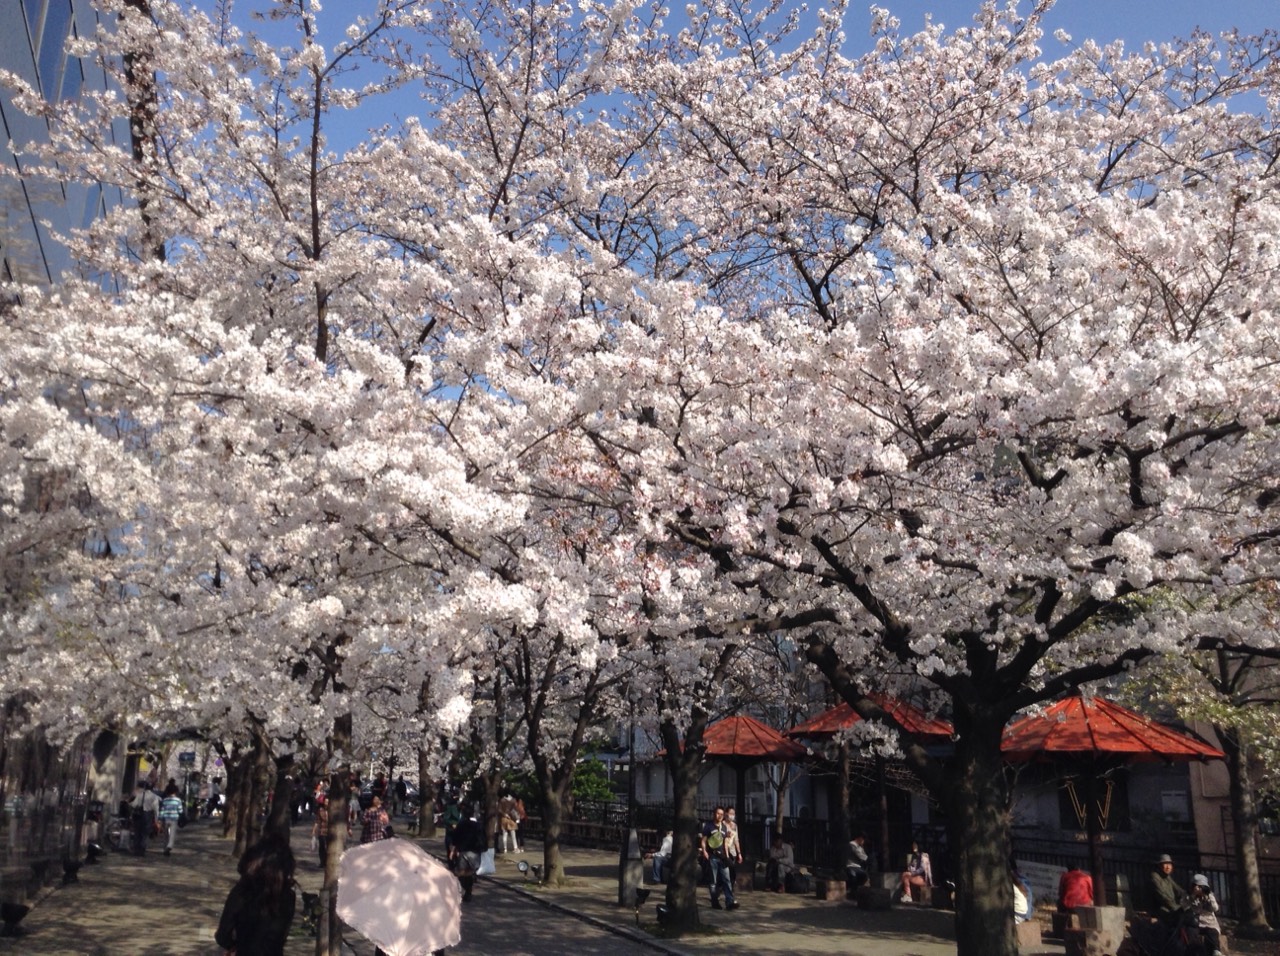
(1119, 910), (1208, 956)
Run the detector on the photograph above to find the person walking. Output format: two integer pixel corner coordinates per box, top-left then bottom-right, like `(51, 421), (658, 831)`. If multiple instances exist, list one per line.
(215, 833), (297, 956)
(699, 806), (739, 911)
(360, 796), (390, 844)
(158, 783), (183, 856)
(130, 781), (161, 857)
(724, 806), (742, 886)
(513, 795), (527, 849)
(393, 774), (409, 817)
(442, 793), (462, 855)
(497, 793), (521, 853)
(449, 802), (487, 902)
(311, 796), (330, 868)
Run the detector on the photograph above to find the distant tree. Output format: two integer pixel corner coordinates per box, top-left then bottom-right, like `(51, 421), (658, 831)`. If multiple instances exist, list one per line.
(1122, 633), (1280, 936)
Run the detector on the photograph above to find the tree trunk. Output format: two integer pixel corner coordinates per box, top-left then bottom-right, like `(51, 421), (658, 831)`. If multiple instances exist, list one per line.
(835, 743), (851, 848)
(541, 778), (571, 886)
(220, 744), (245, 840)
(266, 752), (295, 841)
(478, 768), (504, 851)
(316, 714), (352, 956)
(942, 709), (1016, 956)
(773, 774), (787, 839)
(875, 755), (890, 873)
(120, 0), (167, 265)
(237, 738), (270, 857)
(417, 747), (437, 838)
(660, 716), (705, 937)
(1219, 726), (1273, 934)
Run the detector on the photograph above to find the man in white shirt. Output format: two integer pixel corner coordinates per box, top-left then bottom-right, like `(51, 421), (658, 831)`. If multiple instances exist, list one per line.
(651, 830), (673, 883)
(130, 781), (161, 856)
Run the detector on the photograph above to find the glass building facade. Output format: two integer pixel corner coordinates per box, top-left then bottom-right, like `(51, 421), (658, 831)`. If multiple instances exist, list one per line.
(0, 0), (127, 287)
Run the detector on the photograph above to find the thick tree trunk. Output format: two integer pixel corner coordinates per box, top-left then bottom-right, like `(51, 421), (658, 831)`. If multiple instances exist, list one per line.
(943, 709), (1017, 956)
(835, 743), (852, 848)
(478, 768), (504, 850)
(1220, 726), (1273, 934)
(237, 738), (270, 857)
(265, 752), (295, 841)
(417, 748), (437, 838)
(541, 778), (571, 886)
(317, 714), (352, 956)
(876, 755), (891, 873)
(660, 715), (705, 937)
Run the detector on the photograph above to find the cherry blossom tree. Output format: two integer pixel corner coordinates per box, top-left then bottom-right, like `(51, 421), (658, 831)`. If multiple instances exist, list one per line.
(1120, 607), (1280, 938)
(0, 2), (621, 952)
(576, 4), (1280, 953)
(4, 3), (1280, 955)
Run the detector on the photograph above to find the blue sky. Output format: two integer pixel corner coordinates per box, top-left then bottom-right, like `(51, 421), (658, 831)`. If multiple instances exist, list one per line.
(877, 1), (1276, 49)
(217, 0), (1276, 149)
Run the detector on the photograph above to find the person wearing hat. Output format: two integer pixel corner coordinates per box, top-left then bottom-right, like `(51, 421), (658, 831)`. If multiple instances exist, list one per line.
(1149, 853), (1189, 926)
(1190, 874), (1223, 956)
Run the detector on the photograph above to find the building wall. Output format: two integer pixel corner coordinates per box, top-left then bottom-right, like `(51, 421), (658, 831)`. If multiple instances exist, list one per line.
(0, 0), (127, 287)
(0, 3), (132, 906)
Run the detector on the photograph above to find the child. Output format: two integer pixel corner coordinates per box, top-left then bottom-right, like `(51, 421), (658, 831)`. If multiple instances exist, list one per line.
(1190, 874), (1222, 956)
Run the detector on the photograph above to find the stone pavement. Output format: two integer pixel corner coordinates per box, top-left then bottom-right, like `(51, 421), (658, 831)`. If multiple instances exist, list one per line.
(441, 836), (1068, 956)
(0, 816), (1069, 956)
(0, 817), (328, 956)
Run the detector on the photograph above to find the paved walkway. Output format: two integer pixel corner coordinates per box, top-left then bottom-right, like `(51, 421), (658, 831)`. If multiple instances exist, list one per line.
(443, 837), (1066, 956)
(0, 817), (1069, 956)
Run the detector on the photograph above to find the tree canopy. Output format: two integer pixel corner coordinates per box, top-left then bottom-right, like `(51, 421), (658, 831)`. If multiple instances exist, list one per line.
(2, 2), (1278, 953)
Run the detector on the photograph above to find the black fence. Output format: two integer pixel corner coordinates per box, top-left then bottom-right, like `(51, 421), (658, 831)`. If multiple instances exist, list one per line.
(1016, 837), (1280, 926)
(538, 798), (1280, 926)
(537, 798), (949, 883)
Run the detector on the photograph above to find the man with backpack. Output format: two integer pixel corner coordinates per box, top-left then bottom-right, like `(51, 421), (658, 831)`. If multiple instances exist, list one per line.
(699, 806), (740, 911)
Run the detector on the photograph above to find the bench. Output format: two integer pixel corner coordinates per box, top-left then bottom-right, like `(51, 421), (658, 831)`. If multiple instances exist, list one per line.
(1016, 920), (1042, 950)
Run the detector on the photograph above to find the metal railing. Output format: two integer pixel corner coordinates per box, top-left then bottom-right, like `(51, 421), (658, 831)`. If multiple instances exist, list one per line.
(539, 798), (1280, 925)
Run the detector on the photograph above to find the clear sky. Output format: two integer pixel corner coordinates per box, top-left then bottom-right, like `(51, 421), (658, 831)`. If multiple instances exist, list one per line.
(217, 0), (1277, 149)
(873, 1), (1276, 50)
